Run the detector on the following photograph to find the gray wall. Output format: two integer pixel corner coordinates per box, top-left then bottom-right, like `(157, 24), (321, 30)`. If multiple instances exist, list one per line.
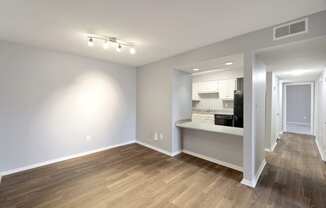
(182, 129), (243, 170)
(136, 64), (173, 152)
(265, 72), (273, 149)
(172, 70), (192, 154)
(0, 41), (136, 172)
(136, 10), (326, 184)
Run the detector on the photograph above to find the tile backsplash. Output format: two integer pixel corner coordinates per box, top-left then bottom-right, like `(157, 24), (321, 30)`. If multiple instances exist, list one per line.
(192, 93), (234, 111)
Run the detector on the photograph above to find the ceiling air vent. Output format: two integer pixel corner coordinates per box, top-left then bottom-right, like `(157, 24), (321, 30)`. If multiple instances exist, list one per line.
(273, 18), (308, 40)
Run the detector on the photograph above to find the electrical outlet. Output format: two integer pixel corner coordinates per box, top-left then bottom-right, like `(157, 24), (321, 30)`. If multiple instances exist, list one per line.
(159, 133), (164, 140)
(154, 132), (158, 141)
(86, 136), (92, 141)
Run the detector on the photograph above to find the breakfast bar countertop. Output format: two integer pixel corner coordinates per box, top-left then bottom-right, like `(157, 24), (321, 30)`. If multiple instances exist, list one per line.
(176, 121), (243, 136)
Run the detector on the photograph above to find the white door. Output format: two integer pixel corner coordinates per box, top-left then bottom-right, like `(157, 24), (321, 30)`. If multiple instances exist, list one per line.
(285, 83), (313, 135)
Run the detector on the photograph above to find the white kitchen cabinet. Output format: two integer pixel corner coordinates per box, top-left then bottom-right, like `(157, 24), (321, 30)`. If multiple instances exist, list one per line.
(192, 83), (200, 101)
(198, 81), (219, 93)
(219, 79), (236, 100)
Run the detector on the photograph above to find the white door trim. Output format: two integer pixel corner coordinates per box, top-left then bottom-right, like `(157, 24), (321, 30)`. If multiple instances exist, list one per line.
(283, 82), (314, 135)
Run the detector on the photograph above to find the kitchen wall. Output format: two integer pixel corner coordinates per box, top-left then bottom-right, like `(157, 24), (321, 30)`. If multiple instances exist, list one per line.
(192, 69), (243, 112)
(182, 129), (243, 170)
(136, 11), (326, 185)
(172, 70), (192, 154)
(0, 41), (136, 173)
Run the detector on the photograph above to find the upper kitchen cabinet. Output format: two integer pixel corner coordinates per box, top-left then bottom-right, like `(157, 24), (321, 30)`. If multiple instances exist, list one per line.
(198, 81), (219, 93)
(219, 79), (236, 100)
(192, 82), (200, 101)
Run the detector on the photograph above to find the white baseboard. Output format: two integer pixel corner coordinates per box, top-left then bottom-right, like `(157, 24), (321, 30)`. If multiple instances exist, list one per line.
(271, 141), (277, 152)
(135, 142), (243, 172)
(316, 138), (326, 161)
(240, 178), (256, 188)
(0, 140), (136, 176)
(241, 159), (266, 188)
(265, 141), (277, 153)
(171, 150), (182, 157)
(182, 149), (243, 172)
(265, 148), (271, 152)
(136, 141), (174, 157)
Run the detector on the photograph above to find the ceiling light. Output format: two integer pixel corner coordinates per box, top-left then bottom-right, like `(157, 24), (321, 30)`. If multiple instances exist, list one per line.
(88, 37), (94, 47)
(282, 69), (309, 77)
(192, 68), (200, 71)
(86, 34), (136, 54)
(103, 40), (109, 49)
(290, 70), (306, 76)
(129, 47), (136, 55)
(225, 62), (233, 66)
(116, 44), (122, 52)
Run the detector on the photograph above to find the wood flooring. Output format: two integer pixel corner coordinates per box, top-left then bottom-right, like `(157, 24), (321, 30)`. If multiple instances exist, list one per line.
(0, 133), (325, 208)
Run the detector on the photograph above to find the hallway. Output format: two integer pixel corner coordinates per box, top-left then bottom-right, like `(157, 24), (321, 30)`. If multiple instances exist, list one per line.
(258, 133), (326, 207)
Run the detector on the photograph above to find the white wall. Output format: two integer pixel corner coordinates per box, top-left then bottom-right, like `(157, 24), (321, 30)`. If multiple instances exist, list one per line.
(265, 72), (280, 151)
(0, 41), (136, 173)
(316, 70), (326, 160)
(253, 58), (266, 175)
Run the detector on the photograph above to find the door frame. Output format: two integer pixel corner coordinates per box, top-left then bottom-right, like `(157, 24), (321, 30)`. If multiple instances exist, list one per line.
(283, 82), (314, 135)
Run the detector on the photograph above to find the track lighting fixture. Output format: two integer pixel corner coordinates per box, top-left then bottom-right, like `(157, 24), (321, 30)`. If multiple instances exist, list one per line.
(87, 34), (136, 54)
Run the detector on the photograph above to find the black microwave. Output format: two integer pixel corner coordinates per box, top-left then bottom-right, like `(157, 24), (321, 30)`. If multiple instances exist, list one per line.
(214, 114), (233, 127)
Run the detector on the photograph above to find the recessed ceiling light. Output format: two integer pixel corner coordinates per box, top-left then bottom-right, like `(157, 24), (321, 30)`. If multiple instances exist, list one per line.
(225, 62), (233, 66)
(192, 68), (200, 71)
(129, 47), (136, 55)
(290, 70), (307, 76)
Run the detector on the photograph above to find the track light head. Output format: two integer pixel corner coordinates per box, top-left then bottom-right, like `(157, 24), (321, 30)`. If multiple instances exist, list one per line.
(116, 44), (122, 52)
(88, 37), (94, 47)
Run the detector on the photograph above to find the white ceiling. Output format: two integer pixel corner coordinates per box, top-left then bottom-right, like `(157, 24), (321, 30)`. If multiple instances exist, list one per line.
(1, 1), (326, 67)
(176, 54), (243, 74)
(257, 37), (326, 81)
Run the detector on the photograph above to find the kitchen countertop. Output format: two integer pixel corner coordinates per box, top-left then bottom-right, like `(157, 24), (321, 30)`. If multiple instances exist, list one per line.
(192, 110), (233, 115)
(176, 121), (243, 136)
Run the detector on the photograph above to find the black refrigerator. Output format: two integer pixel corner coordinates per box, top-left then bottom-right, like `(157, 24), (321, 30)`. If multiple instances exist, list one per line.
(233, 78), (244, 128)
